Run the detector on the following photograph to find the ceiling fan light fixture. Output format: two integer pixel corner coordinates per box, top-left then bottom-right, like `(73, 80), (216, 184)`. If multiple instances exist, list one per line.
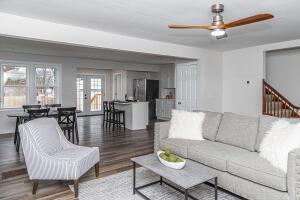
(211, 28), (226, 37)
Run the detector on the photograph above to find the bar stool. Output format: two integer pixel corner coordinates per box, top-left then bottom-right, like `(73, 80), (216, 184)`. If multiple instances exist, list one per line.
(108, 101), (125, 131)
(102, 101), (110, 128)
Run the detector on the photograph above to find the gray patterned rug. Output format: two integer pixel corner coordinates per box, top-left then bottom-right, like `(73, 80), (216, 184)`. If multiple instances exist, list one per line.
(70, 168), (240, 200)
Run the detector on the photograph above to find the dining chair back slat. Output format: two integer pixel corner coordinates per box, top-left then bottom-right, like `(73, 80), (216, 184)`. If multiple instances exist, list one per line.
(28, 108), (50, 120)
(57, 107), (77, 143)
(23, 105), (41, 112)
(45, 104), (62, 108)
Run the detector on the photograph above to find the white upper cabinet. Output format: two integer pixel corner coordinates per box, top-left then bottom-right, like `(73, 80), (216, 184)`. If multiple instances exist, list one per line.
(159, 64), (175, 89)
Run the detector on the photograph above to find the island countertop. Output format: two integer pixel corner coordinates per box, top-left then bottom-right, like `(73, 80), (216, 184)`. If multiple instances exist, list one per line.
(114, 101), (149, 130)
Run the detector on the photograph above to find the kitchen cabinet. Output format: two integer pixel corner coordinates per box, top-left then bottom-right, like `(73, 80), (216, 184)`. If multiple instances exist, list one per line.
(156, 99), (175, 120)
(160, 64), (175, 89)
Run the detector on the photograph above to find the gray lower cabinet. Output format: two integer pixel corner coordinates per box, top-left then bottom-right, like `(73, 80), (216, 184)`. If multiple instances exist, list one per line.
(156, 99), (175, 120)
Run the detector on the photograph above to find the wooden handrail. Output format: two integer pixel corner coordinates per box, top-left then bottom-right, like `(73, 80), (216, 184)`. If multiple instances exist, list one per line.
(262, 79), (300, 118)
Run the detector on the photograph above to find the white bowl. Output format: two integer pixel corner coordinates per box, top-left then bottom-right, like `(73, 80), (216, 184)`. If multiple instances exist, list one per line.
(157, 150), (186, 170)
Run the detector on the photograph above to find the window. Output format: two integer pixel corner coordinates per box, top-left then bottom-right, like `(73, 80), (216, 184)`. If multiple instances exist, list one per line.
(35, 67), (57, 105)
(1, 65), (27, 108)
(0, 61), (60, 109)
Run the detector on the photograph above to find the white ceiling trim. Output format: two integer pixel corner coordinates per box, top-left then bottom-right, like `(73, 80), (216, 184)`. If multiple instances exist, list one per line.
(0, 12), (212, 59)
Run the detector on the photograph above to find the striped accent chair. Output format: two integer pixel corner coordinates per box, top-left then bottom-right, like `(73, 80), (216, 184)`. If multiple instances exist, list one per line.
(19, 118), (100, 197)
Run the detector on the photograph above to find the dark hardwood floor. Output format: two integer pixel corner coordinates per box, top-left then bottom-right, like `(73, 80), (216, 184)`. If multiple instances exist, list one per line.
(0, 115), (155, 200)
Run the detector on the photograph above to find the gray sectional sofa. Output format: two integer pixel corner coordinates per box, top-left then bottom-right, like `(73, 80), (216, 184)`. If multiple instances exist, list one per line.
(154, 112), (300, 200)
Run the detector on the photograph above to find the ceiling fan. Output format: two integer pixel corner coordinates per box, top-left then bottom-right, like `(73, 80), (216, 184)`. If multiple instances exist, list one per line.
(168, 4), (274, 39)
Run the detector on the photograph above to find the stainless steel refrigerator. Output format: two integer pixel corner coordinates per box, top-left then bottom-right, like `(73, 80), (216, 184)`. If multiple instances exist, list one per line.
(133, 79), (159, 119)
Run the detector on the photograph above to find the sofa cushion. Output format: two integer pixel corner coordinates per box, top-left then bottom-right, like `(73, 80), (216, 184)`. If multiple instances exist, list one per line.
(160, 138), (208, 158)
(188, 141), (250, 172)
(255, 115), (300, 152)
(216, 112), (259, 151)
(227, 151), (287, 191)
(193, 110), (222, 141)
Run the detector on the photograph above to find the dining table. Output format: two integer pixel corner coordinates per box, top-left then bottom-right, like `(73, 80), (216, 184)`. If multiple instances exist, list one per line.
(7, 109), (82, 152)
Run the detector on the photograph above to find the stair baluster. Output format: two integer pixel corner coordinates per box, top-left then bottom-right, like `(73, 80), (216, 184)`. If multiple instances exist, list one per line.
(262, 79), (300, 118)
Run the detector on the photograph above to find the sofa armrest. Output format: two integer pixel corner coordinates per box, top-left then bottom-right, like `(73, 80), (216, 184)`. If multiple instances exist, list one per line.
(287, 148), (300, 200)
(154, 121), (170, 152)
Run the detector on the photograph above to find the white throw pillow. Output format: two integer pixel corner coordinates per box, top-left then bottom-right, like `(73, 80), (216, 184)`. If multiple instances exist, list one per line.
(259, 119), (300, 172)
(168, 110), (205, 140)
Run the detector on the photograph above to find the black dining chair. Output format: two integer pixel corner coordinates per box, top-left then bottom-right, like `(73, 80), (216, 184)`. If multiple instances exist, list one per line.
(57, 107), (78, 144)
(28, 108), (50, 120)
(108, 101), (125, 131)
(22, 105), (41, 112)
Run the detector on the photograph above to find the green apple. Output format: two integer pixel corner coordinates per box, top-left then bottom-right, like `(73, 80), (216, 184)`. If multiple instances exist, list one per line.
(168, 154), (178, 162)
(164, 149), (172, 156)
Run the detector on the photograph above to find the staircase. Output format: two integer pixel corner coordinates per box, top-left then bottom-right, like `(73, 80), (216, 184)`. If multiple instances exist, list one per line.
(262, 79), (300, 118)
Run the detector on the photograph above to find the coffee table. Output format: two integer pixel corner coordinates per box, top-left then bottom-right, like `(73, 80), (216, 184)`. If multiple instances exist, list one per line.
(131, 154), (218, 200)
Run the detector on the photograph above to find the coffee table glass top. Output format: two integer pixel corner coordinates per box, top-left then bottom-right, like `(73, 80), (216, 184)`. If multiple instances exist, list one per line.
(131, 154), (217, 189)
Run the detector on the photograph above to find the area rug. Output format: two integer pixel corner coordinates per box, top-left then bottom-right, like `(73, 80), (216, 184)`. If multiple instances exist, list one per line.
(69, 168), (240, 200)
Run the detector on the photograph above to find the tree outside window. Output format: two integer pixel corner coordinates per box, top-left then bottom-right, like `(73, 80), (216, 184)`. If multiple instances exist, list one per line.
(35, 67), (57, 105)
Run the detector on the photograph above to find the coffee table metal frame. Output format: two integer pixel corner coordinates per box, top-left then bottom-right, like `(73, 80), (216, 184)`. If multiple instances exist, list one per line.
(132, 162), (218, 200)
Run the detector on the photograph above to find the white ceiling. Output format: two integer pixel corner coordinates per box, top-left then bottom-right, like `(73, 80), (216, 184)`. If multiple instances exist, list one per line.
(0, 36), (189, 64)
(0, 0), (299, 51)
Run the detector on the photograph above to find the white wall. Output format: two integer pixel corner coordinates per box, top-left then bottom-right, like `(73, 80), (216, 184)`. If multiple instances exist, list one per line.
(0, 50), (160, 134)
(266, 48), (300, 105)
(222, 38), (300, 116)
(197, 50), (223, 112)
(223, 47), (264, 116)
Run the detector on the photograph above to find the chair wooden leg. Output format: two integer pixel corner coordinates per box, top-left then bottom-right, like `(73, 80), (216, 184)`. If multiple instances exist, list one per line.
(123, 112), (125, 131)
(72, 129), (75, 144)
(112, 113), (115, 131)
(95, 162), (100, 177)
(32, 180), (39, 195)
(74, 179), (79, 198)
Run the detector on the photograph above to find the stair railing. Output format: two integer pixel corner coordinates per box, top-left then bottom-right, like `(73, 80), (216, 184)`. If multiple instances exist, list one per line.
(262, 79), (300, 118)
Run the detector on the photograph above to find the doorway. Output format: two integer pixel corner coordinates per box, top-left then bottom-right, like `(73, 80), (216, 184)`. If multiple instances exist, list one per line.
(113, 72), (123, 100)
(76, 74), (105, 115)
(176, 62), (198, 111)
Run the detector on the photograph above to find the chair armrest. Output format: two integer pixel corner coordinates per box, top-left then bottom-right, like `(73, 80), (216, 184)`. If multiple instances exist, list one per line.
(154, 121), (170, 152)
(287, 148), (300, 200)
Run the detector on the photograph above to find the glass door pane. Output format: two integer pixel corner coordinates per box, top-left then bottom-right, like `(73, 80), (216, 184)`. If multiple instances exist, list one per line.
(90, 78), (102, 112)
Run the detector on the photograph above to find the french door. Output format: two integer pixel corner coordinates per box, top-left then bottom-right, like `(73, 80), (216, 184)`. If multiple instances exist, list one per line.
(176, 62), (198, 111)
(77, 75), (105, 115)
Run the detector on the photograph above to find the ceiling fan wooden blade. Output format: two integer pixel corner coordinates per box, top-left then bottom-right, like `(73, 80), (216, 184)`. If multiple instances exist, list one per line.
(168, 25), (211, 29)
(220, 14), (274, 29)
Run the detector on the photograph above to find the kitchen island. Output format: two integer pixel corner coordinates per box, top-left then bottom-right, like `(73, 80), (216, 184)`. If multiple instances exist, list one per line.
(114, 101), (149, 130)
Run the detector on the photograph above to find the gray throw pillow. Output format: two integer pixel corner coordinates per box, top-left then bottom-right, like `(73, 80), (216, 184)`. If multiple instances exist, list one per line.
(216, 112), (259, 151)
(193, 110), (222, 141)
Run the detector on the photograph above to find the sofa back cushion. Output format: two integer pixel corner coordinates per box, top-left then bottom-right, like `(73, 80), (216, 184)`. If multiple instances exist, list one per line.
(194, 110), (222, 141)
(216, 112), (259, 151)
(255, 115), (300, 152)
